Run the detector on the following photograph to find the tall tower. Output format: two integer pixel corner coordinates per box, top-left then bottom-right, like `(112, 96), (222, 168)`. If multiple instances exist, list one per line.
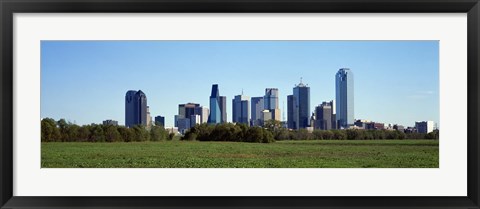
(264, 88), (281, 121)
(315, 101), (333, 130)
(250, 97), (264, 126)
(287, 79), (310, 130)
(335, 68), (354, 129)
(232, 94), (250, 125)
(125, 90), (147, 127)
(209, 84), (226, 124)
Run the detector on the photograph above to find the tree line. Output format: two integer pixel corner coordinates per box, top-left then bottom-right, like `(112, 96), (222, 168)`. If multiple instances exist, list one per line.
(42, 118), (439, 143)
(41, 118), (173, 142)
(181, 120), (439, 143)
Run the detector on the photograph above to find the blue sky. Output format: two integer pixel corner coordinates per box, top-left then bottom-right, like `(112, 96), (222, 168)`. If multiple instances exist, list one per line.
(41, 41), (439, 128)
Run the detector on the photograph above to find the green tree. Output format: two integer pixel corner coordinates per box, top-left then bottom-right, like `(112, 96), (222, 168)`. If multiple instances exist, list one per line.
(41, 118), (60, 142)
(104, 125), (121, 142)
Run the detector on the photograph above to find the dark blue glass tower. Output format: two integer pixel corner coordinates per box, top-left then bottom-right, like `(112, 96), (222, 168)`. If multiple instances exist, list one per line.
(125, 90), (147, 127)
(209, 84), (226, 124)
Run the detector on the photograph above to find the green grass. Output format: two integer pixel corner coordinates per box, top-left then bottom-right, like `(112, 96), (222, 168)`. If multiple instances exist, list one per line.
(41, 140), (439, 168)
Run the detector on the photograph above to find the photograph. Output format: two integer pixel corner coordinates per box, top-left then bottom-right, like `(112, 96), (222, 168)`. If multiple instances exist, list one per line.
(40, 40), (439, 168)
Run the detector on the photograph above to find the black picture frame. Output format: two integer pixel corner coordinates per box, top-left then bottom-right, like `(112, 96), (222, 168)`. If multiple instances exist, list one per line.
(1, 0), (479, 208)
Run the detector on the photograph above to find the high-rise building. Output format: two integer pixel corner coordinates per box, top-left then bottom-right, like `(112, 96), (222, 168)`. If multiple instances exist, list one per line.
(220, 96), (227, 123)
(288, 80), (310, 129)
(209, 84), (227, 124)
(330, 100), (337, 129)
(197, 106), (209, 124)
(336, 68), (354, 129)
(125, 90), (147, 127)
(264, 88), (279, 110)
(415, 121), (434, 133)
(315, 101), (333, 130)
(146, 106), (152, 127)
(250, 97), (264, 126)
(178, 103), (200, 119)
(264, 88), (281, 121)
(154, 116), (165, 127)
(232, 94), (250, 125)
(190, 115), (201, 128)
(287, 95), (294, 129)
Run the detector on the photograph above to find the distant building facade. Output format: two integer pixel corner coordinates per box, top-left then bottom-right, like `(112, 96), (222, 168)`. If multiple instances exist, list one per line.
(250, 97), (264, 126)
(288, 80), (310, 129)
(264, 88), (281, 121)
(175, 103), (206, 133)
(287, 95), (294, 129)
(415, 121), (434, 133)
(209, 84), (227, 124)
(154, 116), (165, 127)
(103, 119), (118, 126)
(335, 68), (354, 129)
(232, 94), (250, 125)
(125, 90), (147, 127)
(315, 101), (334, 130)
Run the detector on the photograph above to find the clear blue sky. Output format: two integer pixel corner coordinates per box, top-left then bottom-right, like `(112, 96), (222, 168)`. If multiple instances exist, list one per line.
(41, 41), (439, 128)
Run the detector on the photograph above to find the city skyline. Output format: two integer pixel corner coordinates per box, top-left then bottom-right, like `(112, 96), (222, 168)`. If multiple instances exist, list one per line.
(41, 41), (439, 127)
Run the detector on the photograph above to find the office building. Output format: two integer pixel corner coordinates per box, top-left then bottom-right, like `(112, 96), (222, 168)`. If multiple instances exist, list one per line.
(177, 118), (191, 134)
(102, 119), (118, 126)
(146, 106), (152, 127)
(154, 116), (165, 127)
(287, 95), (294, 129)
(288, 80), (310, 129)
(336, 68), (354, 129)
(199, 107), (209, 124)
(264, 88), (279, 110)
(125, 90), (148, 127)
(190, 115), (201, 128)
(220, 96), (227, 123)
(415, 121), (434, 133)
(261, 109), (272, 122)
(232, 94), (250, 125)
(250, 97), (264, 126)
(264, 88), (281, 121)
(209, 84), (227, 124)
(315, 101), (334, 130)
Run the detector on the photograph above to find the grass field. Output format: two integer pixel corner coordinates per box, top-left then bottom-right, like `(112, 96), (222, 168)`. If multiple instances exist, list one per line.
(41, 140), (439, 168)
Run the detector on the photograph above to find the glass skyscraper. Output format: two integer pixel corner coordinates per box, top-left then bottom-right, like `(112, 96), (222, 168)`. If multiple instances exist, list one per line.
(232, 94), (250, 125)
(208, 84), (226, 124)
(250, 97), (264, 126)
(125, 90), (147, 127)
(335, 68), (354, 129)
(264, 88), (279, 110)
(288, 81), (310, 130)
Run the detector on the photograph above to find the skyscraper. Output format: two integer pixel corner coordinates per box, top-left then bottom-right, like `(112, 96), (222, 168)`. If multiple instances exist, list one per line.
(335, 68), (354, 129)
(232, 94), (250, 125)
(315, 101), (333, 130)
(264, 88), (281, 121)
(154, 116), (165, 127)
(220, 96), (227, 123)
(288, 80), (310, 130)
(250, 97), (264, 126)
(125, 90), (147, 127)
(287, 95), (294, 129)
(209, 84), (227, 124)
(264, 88), (279, 110)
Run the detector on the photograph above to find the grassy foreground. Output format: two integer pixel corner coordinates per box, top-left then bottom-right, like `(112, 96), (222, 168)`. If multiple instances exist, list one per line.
(41, 140), (439, 168)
